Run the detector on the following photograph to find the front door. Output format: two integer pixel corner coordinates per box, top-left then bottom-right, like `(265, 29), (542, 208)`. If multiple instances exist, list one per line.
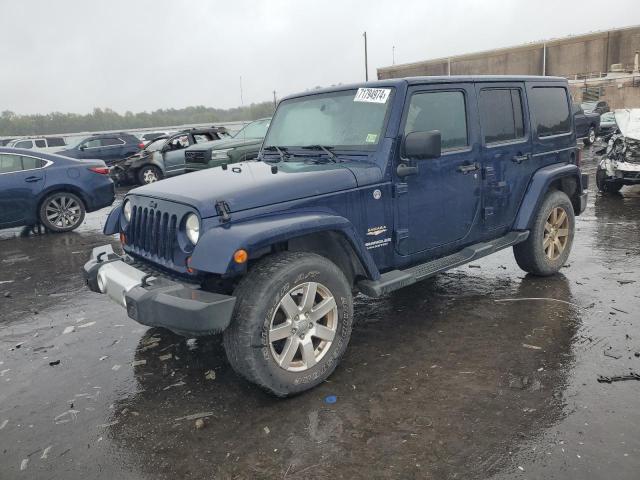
(0, 153), (46, 227)
(397, 85), (482, 256)
(163, 134), (191, 176)
(476, 83), (533, 233)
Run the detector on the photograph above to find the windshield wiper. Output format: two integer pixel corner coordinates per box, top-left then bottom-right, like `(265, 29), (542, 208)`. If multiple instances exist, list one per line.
(262, 145), (290, 162)
(300, 145), (339, 163)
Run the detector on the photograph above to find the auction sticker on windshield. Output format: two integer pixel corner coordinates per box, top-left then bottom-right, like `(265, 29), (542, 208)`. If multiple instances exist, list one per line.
(354, 88), (391, 104)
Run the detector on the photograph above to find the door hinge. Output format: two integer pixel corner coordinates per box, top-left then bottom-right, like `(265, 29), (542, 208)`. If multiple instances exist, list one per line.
(393, 183), (409, 197)
(215, 200), (231, 223)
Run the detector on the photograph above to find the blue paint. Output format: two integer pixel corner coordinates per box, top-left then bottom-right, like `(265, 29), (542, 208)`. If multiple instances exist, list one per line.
(324, 395), (337, 404)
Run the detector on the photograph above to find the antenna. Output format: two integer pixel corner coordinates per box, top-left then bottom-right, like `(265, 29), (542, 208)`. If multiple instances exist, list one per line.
(239, 76), (244, 106)
(363, 31), (369, 81)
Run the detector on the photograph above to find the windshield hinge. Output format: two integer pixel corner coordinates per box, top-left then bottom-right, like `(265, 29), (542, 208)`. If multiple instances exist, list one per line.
(215, 200), (231, 223)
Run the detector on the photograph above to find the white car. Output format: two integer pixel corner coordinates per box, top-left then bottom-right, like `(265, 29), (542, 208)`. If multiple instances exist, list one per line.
(6, 136), (67, 153)
(596, 109), (640, 193)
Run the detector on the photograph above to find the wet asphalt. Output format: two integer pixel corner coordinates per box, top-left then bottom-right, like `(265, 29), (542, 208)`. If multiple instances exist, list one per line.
(1, 149), (639, 479)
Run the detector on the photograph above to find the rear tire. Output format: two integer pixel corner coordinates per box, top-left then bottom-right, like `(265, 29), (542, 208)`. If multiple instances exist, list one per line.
(39, 192), (86, 232)
(596, 168), (623, 193)
(137, 165), (163, 185)
(223, 252), (353, 396)
(513, 190), (575, 276)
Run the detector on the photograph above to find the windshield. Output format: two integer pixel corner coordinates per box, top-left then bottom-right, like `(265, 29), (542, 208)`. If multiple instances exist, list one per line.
(234, 119), (271, 139)
(263, 88), (393, 151)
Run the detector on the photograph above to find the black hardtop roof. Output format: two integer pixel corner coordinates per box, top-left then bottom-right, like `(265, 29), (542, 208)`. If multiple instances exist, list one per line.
(282, 75), (567, 101)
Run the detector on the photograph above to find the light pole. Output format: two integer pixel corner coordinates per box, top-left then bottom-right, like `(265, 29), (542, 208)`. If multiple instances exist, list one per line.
(392, 45), (395, 65)
(363, 31), (369, 81)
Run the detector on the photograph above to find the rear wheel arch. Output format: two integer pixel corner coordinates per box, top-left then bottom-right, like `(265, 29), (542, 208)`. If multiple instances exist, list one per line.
(548, 174), (581, 215)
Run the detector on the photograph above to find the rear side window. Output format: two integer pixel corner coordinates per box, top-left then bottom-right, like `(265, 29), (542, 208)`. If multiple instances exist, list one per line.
(14, 140), (33, 149)
(530, 87), (571, 137)
(479, 88), (525, 144)
(46, 137), (65, 147)
(101, 137), (125, 146)
(22, 156), (45, 170)
(35, 139), (46, 148)
(405, 90), (468, 150)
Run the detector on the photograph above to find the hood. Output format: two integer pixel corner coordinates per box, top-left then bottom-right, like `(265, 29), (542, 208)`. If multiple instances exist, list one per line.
(614, 109), (640, 141)
(130, 160), (358, 217)
(186, 136), (262, 152)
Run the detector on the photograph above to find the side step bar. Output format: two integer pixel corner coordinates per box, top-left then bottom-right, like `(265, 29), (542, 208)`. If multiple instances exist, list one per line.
(358, 231), (529, 297)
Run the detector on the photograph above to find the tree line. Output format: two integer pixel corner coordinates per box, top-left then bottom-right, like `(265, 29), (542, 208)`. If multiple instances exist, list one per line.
(0, 102), (276, 136)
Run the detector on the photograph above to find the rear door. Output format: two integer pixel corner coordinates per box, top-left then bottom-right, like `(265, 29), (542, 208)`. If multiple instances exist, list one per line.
(476, 82), (533, 233)
(0, 153), (47, 227)
(99, 137), (127, 163)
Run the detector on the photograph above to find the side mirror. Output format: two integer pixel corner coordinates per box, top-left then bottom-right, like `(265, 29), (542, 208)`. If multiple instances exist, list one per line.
(79, 145), (86, 151)
(403, 131), (441, 160)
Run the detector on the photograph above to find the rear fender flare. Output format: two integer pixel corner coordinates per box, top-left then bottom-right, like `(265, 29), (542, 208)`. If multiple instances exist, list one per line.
(513, 163), (583, 230)
(190, 211), (380, 280)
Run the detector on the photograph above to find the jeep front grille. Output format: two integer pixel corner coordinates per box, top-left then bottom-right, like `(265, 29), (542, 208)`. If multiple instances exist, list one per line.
(185, 150), (208, 164)
(128, 206), (177, 261)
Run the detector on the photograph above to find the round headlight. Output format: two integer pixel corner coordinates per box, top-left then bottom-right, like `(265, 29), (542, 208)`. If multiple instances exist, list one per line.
(123, 200), (132, 222)
(185, 213), (200, 244)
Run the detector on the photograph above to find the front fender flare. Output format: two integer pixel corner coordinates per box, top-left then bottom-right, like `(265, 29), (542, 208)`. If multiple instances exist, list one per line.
(513, 163), (583, 230)
(190, 212), (380, 280)
(103, 205), (122, 235)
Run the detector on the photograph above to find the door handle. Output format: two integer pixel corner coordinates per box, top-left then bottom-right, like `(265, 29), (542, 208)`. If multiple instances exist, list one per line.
(457, 162), (479, 174)
(512, 154), (530, 164)
(25, 176), (42, 183)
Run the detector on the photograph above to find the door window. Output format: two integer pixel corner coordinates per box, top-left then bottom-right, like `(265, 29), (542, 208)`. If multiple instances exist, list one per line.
(35, 139), (46, 148)
(83, 138), (102, 148)
(14, 140), (33, 149)
(404, 91), (468, 150)
(530, 87), (571, 137)
(46, 137), (66, 147)
(0, 154), (24, 173)
(479, 88), (525, 144)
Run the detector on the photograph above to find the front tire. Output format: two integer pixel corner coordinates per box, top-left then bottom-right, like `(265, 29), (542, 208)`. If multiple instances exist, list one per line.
(596, 168), (623, 193)
(513, 190), (575, 276)
(223, 252), (354, 396)
(583, 126), (596, 146)
(137, 165), (163, 185)
(39, 192), (86, 232)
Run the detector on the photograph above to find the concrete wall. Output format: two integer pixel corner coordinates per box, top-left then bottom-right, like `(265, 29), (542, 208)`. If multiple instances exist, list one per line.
(378, 25), (640, 80)
(569, 76), (640, 109)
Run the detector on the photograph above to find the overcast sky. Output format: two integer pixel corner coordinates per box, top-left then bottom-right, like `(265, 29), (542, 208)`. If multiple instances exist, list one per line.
(1, 0), (639, 115)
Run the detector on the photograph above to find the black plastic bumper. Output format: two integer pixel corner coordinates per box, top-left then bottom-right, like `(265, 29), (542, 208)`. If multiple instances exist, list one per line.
(83, 245), (236, 336)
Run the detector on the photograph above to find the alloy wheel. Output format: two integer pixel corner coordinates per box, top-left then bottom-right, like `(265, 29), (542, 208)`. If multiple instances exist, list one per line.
(268, 281), (338, 372)
(143, 169), (158, 183)
(543, 207), (569, 260)
(45, 196), (82, 229)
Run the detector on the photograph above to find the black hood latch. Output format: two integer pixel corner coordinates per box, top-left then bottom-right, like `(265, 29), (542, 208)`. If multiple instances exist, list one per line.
(215, 200), (231, 223)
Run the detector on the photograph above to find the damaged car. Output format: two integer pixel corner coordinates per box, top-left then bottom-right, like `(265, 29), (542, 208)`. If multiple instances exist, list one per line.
(183, 118), (271, 172)
(596, 109), (640, 193)
(110, 127), (230, 185)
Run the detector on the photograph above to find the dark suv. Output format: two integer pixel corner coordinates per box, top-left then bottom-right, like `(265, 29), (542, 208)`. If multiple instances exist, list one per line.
(85, 76), (588, 396)
(58, 133), (142, 165)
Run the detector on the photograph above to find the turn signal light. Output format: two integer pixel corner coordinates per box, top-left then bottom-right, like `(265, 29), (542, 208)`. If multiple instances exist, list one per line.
(186, 256), (196, 274)
(138, 142), (145, 149)
(119, 232), (126, 244)
(233, 249), (248, 264)
(89, 167), (110, 175)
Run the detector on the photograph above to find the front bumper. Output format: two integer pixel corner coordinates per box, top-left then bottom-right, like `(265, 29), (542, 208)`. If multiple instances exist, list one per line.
(83, 245), (236, 336)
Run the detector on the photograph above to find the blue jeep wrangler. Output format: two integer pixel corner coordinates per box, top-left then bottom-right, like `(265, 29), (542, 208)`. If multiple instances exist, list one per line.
(85, 76), (588, 396)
